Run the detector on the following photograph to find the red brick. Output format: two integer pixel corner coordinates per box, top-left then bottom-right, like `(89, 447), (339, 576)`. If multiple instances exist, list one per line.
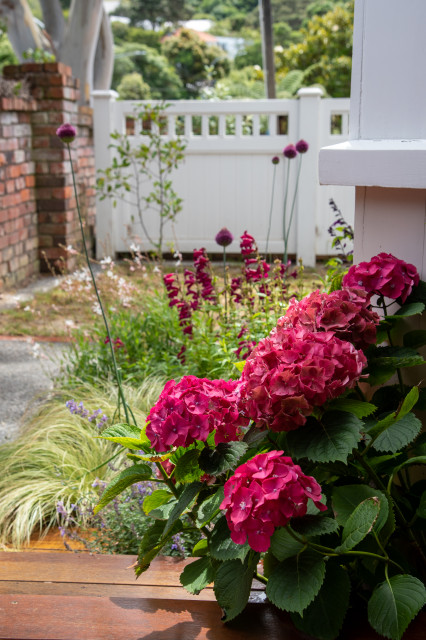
(25, 175), (36, 187)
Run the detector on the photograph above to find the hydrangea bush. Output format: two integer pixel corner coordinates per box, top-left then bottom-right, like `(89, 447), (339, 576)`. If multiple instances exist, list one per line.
(58, 128), (426, 640)
(93, 252), (426, 640)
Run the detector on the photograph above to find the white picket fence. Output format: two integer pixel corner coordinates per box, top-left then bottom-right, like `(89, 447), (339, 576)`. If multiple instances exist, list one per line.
(92, 89), (353, 265)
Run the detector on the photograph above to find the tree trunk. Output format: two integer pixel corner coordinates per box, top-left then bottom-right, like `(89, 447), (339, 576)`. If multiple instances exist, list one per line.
(259, 0), (276, 99)
(0, 0), (47, 59)
(39, 0), (65, 54)
(93, 8), (114, 92)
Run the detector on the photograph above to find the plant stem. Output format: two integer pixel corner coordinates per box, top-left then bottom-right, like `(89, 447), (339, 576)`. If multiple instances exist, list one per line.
(255, 572), (268, 585)
(284, 155), (302, 257)
(282, 159), (291, 265)
(66, 144), (131, 425)
(265, 163), (277, 261)
(223, 246), (228, 321)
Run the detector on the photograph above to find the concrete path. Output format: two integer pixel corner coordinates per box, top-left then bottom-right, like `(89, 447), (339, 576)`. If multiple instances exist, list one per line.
(0, 277), (66, 445)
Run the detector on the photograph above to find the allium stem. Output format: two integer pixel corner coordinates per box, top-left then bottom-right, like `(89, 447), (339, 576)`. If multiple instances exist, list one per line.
(265, 163), (277, 261)
(282, 159), (291, 265)
(284, 155), (303, 259)
(223, 246), (228, 321)
(65, 143), (131, 425)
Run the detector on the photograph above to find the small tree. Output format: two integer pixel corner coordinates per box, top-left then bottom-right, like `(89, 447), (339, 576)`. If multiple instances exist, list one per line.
(97, 103), (186, 260)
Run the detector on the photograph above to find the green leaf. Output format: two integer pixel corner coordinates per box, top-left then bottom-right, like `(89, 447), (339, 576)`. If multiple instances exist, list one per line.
(266, 549), (326, 614)
(93, 463), (152, 514)
(391, 302), (425, 317)
(192, 538), (208, 556)
(136, 518), (183, 576)
(214, 554), (259, 622)
(142, 489), (173, 516)
(198, 441), (248, 475)
(368, 575), (426, 640)
(369, 346), (425, 369)
(270, 526), (304, 561)
(98, 423), (150, 450)
(291, 562), (351, 640)
(180, 557), (216, 595)
(372, 413), (422, 453)
(336, 497), (380, 552)
(164, 481), (202, 536)
(291, 516), (339, 538)
(326, 398), (377, 419)
(391, 456), (426, 477)
(196, 486), (225, 527)
(210, 516), (250, 561)
(286, 412), (362, 463)
(234, 360), (246, 372)
(403, 329), (426, 349)
(148, 499), (178, 520)
(332, 485), (389, 533)
(368, 386), (419, 441)
(173, 449), (203, 483)
(417, 491), (426, 519)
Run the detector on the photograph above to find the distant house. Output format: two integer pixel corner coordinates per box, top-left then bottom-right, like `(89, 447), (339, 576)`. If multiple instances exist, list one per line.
(164, 22), (245, 60)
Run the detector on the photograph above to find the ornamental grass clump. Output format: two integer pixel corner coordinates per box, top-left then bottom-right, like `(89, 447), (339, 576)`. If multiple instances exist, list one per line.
(60, 126), (426, 640)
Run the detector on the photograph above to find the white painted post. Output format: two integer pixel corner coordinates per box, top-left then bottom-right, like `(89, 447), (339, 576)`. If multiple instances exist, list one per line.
(91, 89), (118, 258)
(296, 87), (323, 267)
(319, 0), (426, 278)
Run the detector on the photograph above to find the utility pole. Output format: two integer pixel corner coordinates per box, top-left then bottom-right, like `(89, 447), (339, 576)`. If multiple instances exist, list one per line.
(259, 0), (276, 98)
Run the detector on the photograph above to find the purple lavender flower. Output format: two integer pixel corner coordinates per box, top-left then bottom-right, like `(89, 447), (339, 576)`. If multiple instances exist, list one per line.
(56, 123), (76, 144)
(272, 156), (280, 165)
(215, 227), (234, 247)
(283, 144), (298, 159)
(295, 139), (309, 154)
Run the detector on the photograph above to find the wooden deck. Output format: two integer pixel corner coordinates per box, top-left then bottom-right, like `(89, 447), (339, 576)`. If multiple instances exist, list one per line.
(0, 550), (424, 640)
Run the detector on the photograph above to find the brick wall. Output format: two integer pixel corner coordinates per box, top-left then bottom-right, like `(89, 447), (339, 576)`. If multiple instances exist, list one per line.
(0, 63), (96, 290)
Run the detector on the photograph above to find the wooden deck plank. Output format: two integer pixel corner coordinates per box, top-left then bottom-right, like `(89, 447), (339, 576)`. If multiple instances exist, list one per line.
(0, 593), (304, 640)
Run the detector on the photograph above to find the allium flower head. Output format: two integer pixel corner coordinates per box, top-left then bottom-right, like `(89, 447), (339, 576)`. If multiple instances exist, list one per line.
(146, 375), (249, 452)
(215, 227), (234, 247)
(278, 287), (380, 351)
(295, 139), (309, 154)
(342, 253), (419, 303)
(283, 144), (297, 159)
(271, 156), (280, 165)
(239, 326), (367, 432)
(56, 123), (76, 143)
(220, 450), (327, 552)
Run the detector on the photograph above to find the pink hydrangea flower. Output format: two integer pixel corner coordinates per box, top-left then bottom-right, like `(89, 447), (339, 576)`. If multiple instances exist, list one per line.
(220, 450), (327, 552)
(239, 326), (367, 432)
(342, 253), (419, 303)
(146, 376), (249, 452)
(278, 288), (380, 351)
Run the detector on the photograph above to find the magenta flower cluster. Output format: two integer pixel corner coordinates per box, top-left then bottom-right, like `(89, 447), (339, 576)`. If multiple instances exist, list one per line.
(163, 273), (193, 336)
(193, 248), (217, 303)
(220, 450), (326, 552)
(239, 326), (367, 432)
(343, 252), (419, 303)
(146, 375), (249, 452)
(278, 287), (380, 351)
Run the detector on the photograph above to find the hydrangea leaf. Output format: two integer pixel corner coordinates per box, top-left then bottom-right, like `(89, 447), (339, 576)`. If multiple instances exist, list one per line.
(136, 518), (183, 576)
(291, 516), (339, 538)
(390, 302), (425, 318)
(196, 486), (225, 527)
(270, 526), (304, 562)
(372, 413), (422, 453)
(326, 398), (377, 419)
(368, 345), (425, 369)
(266, 549), (326, 614)
(335, 497), (380, 552)
(142, 489), (174, 516)
(93, 463), (153, 514)
(210, 516), (250, 561)
(403, 329), (426, 349)
(173, 449), (203, 483)
(286, 411), (362, 463)
(163, 481), (202, 535)
(214, 554), (259, 622)
(368, 575), (426, 640)
(332, 485), (389, 533)
(291, 562), (351, 640)
(199, 441), (248, 476)
(192, 538), (208, 557)
(180, 557), (216, 595)
(368, 387), (419, 442)
(417, 491), (426, 519)
(97, 422), (150, 450)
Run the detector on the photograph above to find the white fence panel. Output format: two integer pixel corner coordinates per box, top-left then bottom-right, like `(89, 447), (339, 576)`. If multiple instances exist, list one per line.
(92, 91), (352, 265)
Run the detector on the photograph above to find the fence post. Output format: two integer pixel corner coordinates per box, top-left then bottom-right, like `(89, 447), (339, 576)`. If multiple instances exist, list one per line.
(296, 87), (323, 267)
(91, 90), (117, 258)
